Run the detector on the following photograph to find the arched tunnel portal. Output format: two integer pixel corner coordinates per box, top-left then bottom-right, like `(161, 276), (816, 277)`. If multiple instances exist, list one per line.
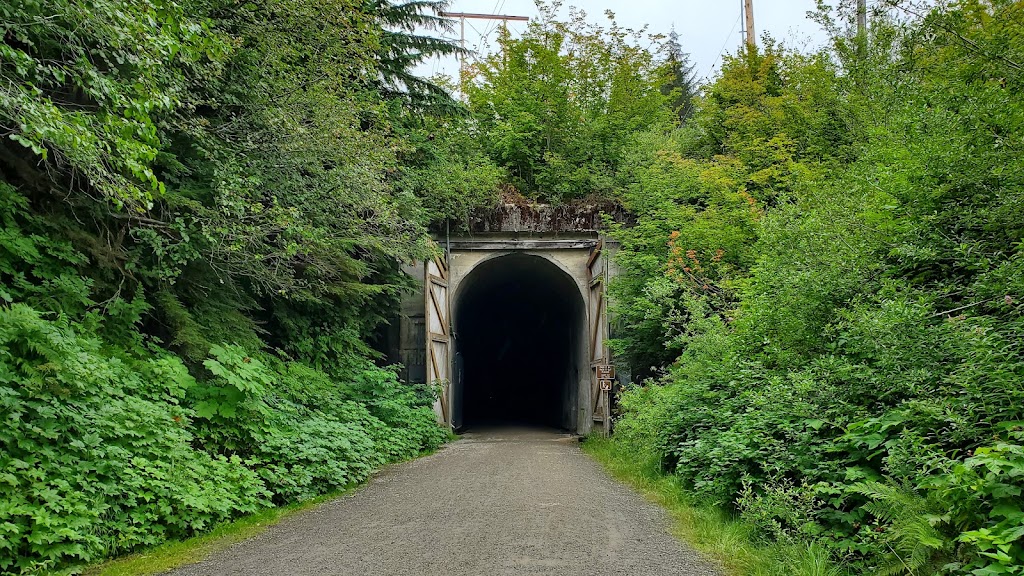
(451, 253), (586, 432)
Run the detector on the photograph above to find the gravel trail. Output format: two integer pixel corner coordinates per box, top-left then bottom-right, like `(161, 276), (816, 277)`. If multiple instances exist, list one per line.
(166, 428), (720, 576)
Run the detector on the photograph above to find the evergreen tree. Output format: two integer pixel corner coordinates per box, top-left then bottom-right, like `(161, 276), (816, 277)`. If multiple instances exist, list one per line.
(365, 0), (466, 111)
(660, 27), (698, 124)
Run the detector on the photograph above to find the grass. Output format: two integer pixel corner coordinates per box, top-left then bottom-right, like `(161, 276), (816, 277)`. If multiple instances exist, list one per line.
(582, 436), (847, 576)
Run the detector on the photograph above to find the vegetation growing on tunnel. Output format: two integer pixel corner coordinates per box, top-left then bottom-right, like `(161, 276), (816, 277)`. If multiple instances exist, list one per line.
(461, 2), (684, 203)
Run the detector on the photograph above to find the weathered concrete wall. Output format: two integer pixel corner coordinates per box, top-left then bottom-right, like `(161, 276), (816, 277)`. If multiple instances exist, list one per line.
(464, 204), (608, 233)
(396, 202), (624, 435)
(393, 235), (619, 436)
(448, 248), (592, 319)
(396, 262), (427, 386)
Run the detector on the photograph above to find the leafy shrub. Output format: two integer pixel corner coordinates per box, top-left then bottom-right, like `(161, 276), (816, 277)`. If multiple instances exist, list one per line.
(738, 478), (824, 545)
(847, 427), (1024, 576)
(0, 305), (269, 573)
(345, 365), (450, 458)
(252, 409), (381, 502)
(187, 345), (447, 502)
(606, 2), (1024, 574)
(937, 428), (1024, 575)
(0, 195), (447, 573)
(0, 305), (448, 574)
(0, 0), (462, 573)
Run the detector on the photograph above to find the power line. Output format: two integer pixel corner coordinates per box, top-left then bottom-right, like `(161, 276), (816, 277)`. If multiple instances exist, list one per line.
(440, 10), (530, 93)
(700, 12), (743, 84)
(480, 0), (506, 42)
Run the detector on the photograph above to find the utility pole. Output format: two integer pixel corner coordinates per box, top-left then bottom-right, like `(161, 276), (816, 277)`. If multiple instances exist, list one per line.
(440, 12), (529, 77)
(744, 0), (756, 48)
(856, 0), (867, 57)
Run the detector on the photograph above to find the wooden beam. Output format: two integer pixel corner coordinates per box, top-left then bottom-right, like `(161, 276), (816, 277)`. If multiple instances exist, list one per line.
(441, 11), (528, 21)
(428, 288), (448, 335)
(432, 254), (448, 279)
(438, 378), (449, 422)
(590, 292), (603, 360)
(587, 239), (604, 269)
(428, 342), (441, 382)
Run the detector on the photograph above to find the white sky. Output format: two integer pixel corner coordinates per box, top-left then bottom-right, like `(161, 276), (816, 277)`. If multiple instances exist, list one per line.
(416, 0), (834, 85)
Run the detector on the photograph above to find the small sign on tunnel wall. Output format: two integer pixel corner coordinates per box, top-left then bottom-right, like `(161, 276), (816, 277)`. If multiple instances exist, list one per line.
(599, 379), (613, 391)
(596, 365), (614, 380)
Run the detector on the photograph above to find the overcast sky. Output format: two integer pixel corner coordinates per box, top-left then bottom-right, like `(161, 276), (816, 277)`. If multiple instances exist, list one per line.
(416, 0), (834, 84)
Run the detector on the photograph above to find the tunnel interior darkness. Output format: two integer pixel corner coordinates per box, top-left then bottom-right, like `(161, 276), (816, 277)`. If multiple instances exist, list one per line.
(453, 254), (584, 431)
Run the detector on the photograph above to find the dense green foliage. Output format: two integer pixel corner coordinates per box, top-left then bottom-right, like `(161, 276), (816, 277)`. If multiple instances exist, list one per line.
(463, 2), (672, 202)
(607, 1), (1024, 574)
(0, 0), (470, 573)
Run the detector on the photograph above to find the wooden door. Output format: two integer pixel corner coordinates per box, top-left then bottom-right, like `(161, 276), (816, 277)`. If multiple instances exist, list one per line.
(588, 240), (611, 435)
(425, 251), (451, 426)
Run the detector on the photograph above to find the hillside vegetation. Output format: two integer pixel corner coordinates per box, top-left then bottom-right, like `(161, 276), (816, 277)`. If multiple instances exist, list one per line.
(2, 0), (1022, 575)
(458, 0), (1024, 572)
(0, 1), (477, 572)
(597, 2), (1024, 575)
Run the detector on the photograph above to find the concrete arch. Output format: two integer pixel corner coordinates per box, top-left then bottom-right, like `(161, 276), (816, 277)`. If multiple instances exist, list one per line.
(449, 252), (588, 432)
(451, 250), (589, 310)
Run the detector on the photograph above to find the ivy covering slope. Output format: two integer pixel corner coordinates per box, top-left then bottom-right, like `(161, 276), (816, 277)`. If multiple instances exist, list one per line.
(0, 1), (487, 573)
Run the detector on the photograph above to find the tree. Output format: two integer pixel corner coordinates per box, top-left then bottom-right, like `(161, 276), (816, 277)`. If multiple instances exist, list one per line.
(608, 1), (1024, 573)
(660, 27), (698, 124)
(364, 0), (466, 111)
(464, 2), (671, 201)
(0, 0), (225, 211)
(0, 1), (458, 571)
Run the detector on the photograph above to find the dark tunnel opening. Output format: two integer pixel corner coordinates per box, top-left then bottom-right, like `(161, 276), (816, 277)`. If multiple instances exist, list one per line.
(453, 254), (583, 432)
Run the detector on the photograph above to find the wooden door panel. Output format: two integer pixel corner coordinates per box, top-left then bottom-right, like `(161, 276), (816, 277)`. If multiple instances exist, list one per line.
(425, 250), (451, 425)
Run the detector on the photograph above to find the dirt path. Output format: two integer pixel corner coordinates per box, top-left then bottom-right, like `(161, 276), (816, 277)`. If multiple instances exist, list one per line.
(166, 428), (719, 576)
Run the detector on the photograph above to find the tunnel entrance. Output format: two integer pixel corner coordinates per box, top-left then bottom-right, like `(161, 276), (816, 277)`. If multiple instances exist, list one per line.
(453, 254), (584, 432)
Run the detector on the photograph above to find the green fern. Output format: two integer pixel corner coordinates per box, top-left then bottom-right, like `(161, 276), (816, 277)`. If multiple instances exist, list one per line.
(850, 481), (953, 575)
